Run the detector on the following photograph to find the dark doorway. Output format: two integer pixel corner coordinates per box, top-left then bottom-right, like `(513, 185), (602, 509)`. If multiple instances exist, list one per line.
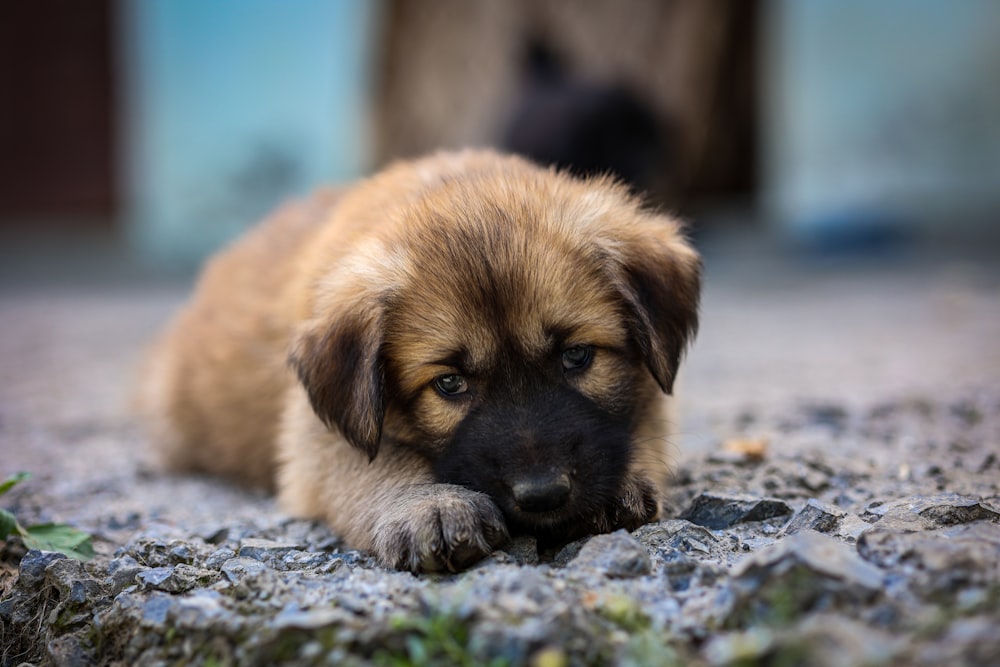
(0, 0), (117, 225)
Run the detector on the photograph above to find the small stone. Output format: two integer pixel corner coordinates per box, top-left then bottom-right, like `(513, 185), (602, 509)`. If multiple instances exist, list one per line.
(281, 550), (332, 570)
(737, 531), (884, 590)
(221, 556), (269, 582)
(136, 564), (219, 593)
(781, 499), (846, 536)
(238, 538), (303, 567)
(45, 558), (104, 602)
(272, 607), (345, 631)
(568, 530), (651, 578)
(17, 550), (67, 588)
(204, 547), (237, 570)
(863, 494), (1000, 530)
(915, 616), (1000, 666)
(835, 515), (870, 543)
(171, 590), (228, 629)
(46, 634), (93, 666)
(659, 550), (700, 592)
(858, 522), (1000, 597)
(680, 493), (793, 530)
(139, 592), (174, 625)
(105, 555), (146, 595)
(550, 537), (589, 566)
(135, 566), (175, 590)
(723, 531), (884, 627)
(168, 543), (195, 564)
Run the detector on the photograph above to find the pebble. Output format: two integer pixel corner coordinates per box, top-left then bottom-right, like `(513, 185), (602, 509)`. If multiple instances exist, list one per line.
(781, 498), (846, 535)
(680, 492), (793, 529)
(220, 556), (269, 582)
(568, 530), (651, 578)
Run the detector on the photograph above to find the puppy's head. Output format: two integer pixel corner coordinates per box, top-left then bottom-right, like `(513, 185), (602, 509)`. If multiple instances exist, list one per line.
(290, 151), (700, 542)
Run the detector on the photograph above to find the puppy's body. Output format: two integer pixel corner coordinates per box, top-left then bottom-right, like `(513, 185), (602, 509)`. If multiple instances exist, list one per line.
(142, 150), (700, 571)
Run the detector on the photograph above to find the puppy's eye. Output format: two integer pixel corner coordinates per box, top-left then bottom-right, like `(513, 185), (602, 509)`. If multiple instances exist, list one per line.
(561, 345), (593, 371)
(433, 374), (469, 397)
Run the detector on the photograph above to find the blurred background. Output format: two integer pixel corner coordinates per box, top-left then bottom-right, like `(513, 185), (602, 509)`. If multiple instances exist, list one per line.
(3, 0), (998, 277)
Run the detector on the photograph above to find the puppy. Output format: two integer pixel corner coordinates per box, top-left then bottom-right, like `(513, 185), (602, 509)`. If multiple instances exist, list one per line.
(140, 150), (701, 572)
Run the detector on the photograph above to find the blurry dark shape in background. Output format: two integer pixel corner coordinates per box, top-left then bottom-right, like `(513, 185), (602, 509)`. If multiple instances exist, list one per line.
(375, 0), (758, 214)
(0, 0), (116, 224)
(500, 40), (673, 198)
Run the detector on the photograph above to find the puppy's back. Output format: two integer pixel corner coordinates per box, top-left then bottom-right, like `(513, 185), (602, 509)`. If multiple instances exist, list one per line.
(139, 189), (342, 488)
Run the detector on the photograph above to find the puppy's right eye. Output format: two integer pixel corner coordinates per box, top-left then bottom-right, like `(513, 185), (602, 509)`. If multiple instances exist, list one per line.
(433, 374), (469, 397)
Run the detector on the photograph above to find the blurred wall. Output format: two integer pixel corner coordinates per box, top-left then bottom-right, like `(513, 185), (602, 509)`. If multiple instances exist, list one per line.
(763, 0), (1000, 240)
(122, 0), (380, 267)
(375, 0), (756, 210)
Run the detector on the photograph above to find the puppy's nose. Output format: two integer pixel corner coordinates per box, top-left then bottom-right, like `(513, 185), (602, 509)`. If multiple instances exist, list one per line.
(512, 473), (571, 512)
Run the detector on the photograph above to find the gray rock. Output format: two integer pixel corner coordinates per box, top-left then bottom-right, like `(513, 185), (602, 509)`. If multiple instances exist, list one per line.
(16, 549), (67, 588)
(136, 564), (220, 593)
(568, 530), (651, 578)
(220, 556), (269, 582)
(909, 616), (1000, 667)
(863, 493), (1000, 530)
(45, 557), (104, 604)
(134, 566), (174, 590)
(238, 537), (304, 567)
(834, 514), (870, 543)
(658, 550), (702, 591)
(781, 499), (846, 535)
(722, 531), (884, 628)
(704, 614), (900, 667)
(680, 493), (793, 530)
(170, 590), (230, 629)
(123, 536), (212, 567)
(858, 521), (1000, 599)
(204, 546), (237, 570)
(45, 634), (93, 667)
(281, 549), (335, 570)
(635, 519), (742, 559)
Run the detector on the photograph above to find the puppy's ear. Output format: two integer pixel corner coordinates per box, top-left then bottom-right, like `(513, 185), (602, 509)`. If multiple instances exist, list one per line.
(289, 308), (384, 460)
(614, 217), (701, 394)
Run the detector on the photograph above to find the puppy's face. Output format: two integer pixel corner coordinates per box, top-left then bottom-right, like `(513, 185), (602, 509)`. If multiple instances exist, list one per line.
(291, 156), (700, 544)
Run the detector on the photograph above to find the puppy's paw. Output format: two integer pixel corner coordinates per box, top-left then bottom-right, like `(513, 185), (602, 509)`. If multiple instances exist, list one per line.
(372, 484), (509, 572)
(594, 476), (660, 534)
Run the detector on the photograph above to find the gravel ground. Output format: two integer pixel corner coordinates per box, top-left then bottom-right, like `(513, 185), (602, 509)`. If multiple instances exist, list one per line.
(2, 235), (999, 666)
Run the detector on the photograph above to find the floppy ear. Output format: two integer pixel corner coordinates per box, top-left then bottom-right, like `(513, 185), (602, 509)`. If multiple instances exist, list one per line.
(288, 306), (384, 460)
(615, 217), (701, 394)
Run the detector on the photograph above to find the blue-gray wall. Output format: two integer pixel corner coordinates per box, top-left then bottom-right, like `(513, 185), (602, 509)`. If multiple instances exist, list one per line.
(121, 0), (380, 266)
(762, 0), (1000, 239)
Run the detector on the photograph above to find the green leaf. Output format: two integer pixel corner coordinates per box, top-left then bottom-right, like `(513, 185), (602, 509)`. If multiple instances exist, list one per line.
(0, 507), (20, 541)
(22, 523), (96, 561)
(0, 471), (31, 497)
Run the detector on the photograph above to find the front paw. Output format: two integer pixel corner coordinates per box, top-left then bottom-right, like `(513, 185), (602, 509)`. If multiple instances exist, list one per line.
(594, 476), (660, 534)
(372, 484), (509, 572)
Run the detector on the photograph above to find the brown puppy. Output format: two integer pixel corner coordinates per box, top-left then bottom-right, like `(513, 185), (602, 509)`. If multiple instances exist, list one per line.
(140, 150), (700, 572)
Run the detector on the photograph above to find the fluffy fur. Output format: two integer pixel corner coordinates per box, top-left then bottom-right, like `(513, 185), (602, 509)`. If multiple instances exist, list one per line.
(140, 150), (701, 572)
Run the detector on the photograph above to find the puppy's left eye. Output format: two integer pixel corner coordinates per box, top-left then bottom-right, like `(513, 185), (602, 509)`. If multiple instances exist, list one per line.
(561, 345), (593, 371)
(433, 374), (469, 397)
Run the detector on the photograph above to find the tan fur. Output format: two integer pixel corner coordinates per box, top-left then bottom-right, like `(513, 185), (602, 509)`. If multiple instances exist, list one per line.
(140, 150), (700, 572)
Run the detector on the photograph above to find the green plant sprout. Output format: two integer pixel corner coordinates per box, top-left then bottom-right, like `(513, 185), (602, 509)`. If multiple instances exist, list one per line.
(0, 472), (95, 561)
